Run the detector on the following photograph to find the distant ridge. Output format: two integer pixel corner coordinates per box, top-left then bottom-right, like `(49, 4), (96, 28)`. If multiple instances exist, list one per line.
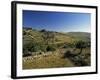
(23, 27), (32, 30)
(66, 32), (90, 41)
(66, 32), (90, 37)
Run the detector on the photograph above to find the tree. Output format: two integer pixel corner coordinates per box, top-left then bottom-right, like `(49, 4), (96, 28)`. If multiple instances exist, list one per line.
(40, 29), (46, 32)
(23, 46), (32, 57)
(46, 45), (56, 51)
(75, 40), (86, 55)
(23, 30), (27, 35)
(42, 31), (55, 45)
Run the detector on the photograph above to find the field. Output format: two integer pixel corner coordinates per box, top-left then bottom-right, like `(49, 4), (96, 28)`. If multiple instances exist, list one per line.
(23, 48), (90, 69)
(22, 28), (91, 69)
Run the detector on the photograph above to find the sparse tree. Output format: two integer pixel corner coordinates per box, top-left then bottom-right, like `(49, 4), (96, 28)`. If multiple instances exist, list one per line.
(42, 31), (55, 45)
(75, 40), (86, 55)
(40, 29), (46, 32)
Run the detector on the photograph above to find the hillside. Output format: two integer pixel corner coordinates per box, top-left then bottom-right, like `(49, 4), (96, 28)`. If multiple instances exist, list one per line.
(23, 28), (90, 47)
(23, 28), (91, 69)
(66, 32), (90, 41)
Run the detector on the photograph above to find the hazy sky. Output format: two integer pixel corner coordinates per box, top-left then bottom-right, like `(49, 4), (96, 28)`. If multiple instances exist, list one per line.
(23, 10), (91, 32)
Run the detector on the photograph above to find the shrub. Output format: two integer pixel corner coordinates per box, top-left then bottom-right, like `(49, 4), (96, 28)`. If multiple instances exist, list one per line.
(23, 49), (32, 57)
(23, 30), (27, 35)
(46, 45), (56, 51)
(63, 50), (76, 58)
(74, 40), (87, 55)
(23, 42), (40, 53)
(75, 41), (86, 49)
(30, 45), (40, 52)
(40, 29), (46, 32)
(23, 42), (49, 53)
(40, 45), (47, 52)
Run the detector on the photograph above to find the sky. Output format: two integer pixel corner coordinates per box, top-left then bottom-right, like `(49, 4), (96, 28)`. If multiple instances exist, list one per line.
(23, 10), (91, 32)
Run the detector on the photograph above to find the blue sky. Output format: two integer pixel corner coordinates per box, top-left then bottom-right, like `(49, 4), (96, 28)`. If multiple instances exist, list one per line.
(23, 10), (91, 32)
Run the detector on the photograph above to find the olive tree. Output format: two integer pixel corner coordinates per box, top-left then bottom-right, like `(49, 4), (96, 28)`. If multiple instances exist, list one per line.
(75, 40), (87, 55)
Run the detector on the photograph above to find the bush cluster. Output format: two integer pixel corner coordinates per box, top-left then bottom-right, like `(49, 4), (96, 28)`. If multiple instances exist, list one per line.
(23, 42), (57, 56)
(46, 45), (56, 51)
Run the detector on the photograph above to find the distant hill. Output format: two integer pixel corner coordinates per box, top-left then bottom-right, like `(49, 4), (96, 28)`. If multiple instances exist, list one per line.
(66, 32), (90, 42)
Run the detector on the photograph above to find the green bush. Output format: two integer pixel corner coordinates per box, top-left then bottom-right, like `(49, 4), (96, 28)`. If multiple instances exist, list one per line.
(30, 45), (40, 52)
(23, 48), (32, 57)
(75, 40), (86, 49)
(23, 42), (39, 52)
(46, 45), (56, 51)
(23, 30), (27, 35)
(23, 41), (57, 53)
(23, 42), (49, 53)
(31, 44), (47, 52)
(74, 40), (87, 55)
(40, 45), (47, 52)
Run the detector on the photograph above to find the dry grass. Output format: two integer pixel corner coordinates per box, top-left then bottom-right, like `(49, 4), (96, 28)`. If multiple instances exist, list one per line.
(23, 48), (90, 69)
(23, 50), (74, 69)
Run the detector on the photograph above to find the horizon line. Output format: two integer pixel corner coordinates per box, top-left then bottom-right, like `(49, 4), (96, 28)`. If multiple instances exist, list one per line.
(23, 27), (90, 33)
